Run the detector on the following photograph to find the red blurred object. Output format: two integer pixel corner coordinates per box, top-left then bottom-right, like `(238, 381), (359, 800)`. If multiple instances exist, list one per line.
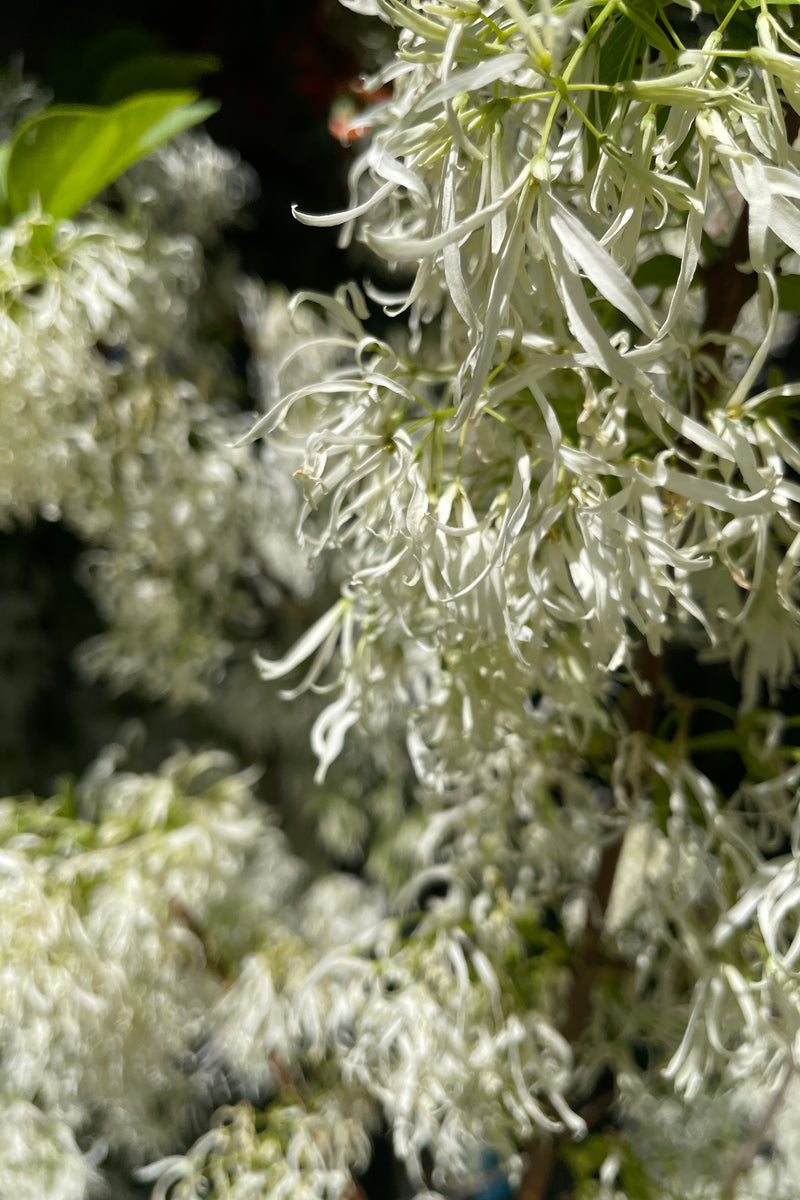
(349, 78), (392, 103)
(328, 78), (393, 144)
(328, 112), (373, 143)
(275, 2), (394, 145)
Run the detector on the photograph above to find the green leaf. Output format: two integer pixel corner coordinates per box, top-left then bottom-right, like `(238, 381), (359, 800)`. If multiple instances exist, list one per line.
(597, 17), (646, 95)
(619, 1146), (659, 1200)
(618, 0), (680, 59)
(588, 17), (645, 168)
(633, 253), (682, 291)
(97, 53), (221, 106)
(777, 273), (800, 313)
(5, 90), (219, 223)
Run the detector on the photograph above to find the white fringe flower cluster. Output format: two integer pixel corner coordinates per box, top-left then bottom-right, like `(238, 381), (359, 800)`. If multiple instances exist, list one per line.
(252, 1), (800, 769)
(10, 4), (800, 1199)
(234, 2), (800, 1196)
(0, 748), (301, 1192)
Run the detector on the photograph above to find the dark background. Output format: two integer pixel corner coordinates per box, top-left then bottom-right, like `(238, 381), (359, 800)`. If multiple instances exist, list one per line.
(6, 0), (366, 288)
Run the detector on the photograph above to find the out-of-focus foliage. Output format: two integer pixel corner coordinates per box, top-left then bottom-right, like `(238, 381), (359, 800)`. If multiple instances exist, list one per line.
(0, 91), (217, 227)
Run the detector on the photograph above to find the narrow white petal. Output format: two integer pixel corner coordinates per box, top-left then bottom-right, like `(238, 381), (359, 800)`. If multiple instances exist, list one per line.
(549, 198), (657, 335)
(293, 180), (396, 228)
(254, 599), (348, 681)
(415, 52), (530, 115)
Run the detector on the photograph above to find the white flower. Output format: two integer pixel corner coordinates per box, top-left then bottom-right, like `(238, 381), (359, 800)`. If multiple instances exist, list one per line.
(0, 1100), (99, 1200)
(0, 749), (294, 1163)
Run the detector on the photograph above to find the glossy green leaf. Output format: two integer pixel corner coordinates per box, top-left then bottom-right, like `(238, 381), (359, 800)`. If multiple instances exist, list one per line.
(5, 90), (219, 223)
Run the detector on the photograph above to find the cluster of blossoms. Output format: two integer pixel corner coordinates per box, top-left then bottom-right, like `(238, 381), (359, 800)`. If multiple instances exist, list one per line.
(9, 3), (800, 1199)
(236, 1), (800, 1196)
(255, 0), (800, 764)
(0, 747), (308, 1197)
(6, 738), (513, 1199)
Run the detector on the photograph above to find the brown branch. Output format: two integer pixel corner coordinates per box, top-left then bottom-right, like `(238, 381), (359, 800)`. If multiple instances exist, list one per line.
(168, 898), (231, 985)
(517, 92), (773, 1200)
(720, 1059), (794, 1200)
(516, 646), (663, 1200)
(699, 205), (757, 375)
(515, 203), (769, 1185)
(345, 1177), (369, 1200)
(517, 74), (799, 1200)
(518, 1140), (559, 1200)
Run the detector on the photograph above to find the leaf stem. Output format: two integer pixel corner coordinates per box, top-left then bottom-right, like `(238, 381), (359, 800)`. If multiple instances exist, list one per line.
(536, 0), (618, 156)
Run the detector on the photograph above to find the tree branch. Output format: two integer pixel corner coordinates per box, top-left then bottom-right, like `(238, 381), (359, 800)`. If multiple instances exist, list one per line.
(518, 120), (770, 1200)
(699, 204), (756, 378)
(719, 1060), (794, 1200)
(516, 648), (663, 1200)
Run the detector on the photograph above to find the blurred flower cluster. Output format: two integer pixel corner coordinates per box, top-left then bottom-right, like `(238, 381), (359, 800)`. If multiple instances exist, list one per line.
(0, 96), (316, 706)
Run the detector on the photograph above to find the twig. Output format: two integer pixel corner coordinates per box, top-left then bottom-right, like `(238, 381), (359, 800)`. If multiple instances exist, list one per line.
(517, 133), (767, 1200)
(345, 1177), (369, 1200)
(516, 648), (663, 1200)
(719, 1060), (794, 1200)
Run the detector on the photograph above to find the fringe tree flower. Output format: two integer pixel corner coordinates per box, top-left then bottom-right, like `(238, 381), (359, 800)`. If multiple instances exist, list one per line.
(240, 3), (800, 1197)
(0, 748), (298, 1164)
